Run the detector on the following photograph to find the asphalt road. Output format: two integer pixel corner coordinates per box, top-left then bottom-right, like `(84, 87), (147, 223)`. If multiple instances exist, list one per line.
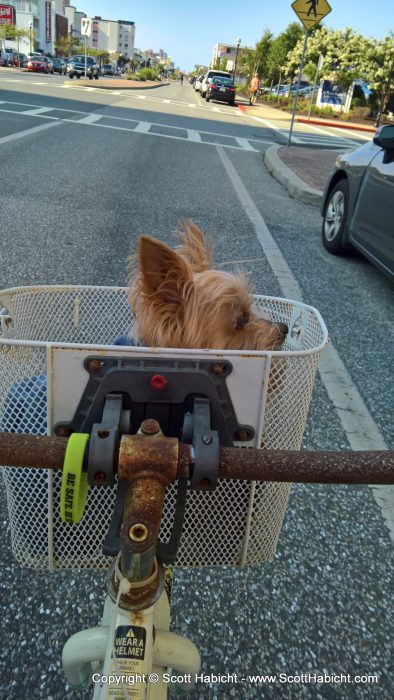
(0, 73), (393, 700)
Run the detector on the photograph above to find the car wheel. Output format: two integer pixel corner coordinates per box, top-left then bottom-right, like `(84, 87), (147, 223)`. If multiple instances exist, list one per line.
(229, 101), (235, 106)
(322, 179), (351, 254)
(77, 74), (81, 79)
(89, 74), (93, 80)
(206, 94), (210, 102)
(69, 74), (73, 79)
(95, 74), (99, 80)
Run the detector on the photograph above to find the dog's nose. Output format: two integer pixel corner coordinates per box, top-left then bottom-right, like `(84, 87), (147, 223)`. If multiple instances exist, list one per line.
(277, 322), (288, 336)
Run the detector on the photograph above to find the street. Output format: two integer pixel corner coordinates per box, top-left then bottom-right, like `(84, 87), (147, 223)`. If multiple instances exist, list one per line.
(1, 73), (393, 699)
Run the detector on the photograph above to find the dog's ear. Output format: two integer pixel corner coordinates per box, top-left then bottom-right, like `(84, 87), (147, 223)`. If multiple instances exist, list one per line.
(174, 221), (212, 272)
(138, 235), (192, 304)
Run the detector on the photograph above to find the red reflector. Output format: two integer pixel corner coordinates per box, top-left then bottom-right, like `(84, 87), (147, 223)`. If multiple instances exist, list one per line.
(150, 374), (168, 390)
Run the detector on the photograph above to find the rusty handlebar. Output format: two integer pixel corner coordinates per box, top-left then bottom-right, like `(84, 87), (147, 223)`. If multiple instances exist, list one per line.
(0, 432), (393, 484)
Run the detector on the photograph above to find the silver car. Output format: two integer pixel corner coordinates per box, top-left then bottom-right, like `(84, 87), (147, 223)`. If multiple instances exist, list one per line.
(193, 74), (205, 92)
(321, 125), (394, 281)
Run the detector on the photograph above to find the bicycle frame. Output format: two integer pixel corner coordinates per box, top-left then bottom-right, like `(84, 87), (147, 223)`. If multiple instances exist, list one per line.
(63, 420), (201, 699)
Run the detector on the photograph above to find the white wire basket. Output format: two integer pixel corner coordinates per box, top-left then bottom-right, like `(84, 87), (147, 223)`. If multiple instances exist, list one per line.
(0, 285), (328, 570)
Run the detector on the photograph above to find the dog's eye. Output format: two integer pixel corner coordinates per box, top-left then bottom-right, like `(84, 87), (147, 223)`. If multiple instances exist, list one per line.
(236, 313), (249, 330)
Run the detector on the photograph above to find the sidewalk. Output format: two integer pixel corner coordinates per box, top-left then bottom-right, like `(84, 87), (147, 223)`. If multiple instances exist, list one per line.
(239, 101), (367, 207)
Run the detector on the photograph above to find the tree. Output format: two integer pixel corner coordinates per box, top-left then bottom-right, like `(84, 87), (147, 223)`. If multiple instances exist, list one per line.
(54, 33), (82, 57)
(360, 33), (394, 124)
(286, 27), (368, 89)
(266, 22), (304, 83)
(254, 29), (274, 79)
(0, 24), (32, 64)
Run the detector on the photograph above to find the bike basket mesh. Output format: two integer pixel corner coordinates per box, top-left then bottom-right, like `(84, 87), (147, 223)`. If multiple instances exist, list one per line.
(0, 285), (328, 570)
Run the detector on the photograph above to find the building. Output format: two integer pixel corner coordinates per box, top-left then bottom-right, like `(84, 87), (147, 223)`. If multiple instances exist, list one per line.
(85, 16), (135, 58)
(2, 0), (57, 54)
(212, 42), (242, 70)
(1, 0), (135, 58)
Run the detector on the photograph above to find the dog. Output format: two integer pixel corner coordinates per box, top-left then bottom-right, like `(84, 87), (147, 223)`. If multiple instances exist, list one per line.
(128, 222), (287, 350)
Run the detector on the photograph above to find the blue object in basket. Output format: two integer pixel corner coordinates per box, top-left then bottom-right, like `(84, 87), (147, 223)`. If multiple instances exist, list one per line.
(0, 336), (136, 434)
(0, 375), (47, 435)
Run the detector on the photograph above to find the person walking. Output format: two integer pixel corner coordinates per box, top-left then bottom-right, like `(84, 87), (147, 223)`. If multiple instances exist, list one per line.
(249, 72), (260, 105)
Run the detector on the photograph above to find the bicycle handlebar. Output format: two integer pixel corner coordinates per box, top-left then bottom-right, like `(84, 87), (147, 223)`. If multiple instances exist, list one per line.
(1, 432), (393, 484)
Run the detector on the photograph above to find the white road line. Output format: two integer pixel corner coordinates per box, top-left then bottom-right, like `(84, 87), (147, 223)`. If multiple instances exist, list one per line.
(133, 121), (151, 133)
(187, 129), (202, 142)
(330, 125), (372, 142)
(297, 121), (356, 141)
(0, 121), (61, 145)
(188, 103), (196, 108)
(77, 113), (102, 124)
(163, 99), (171, 103)
(136, 95), (146, 100)
(249, 115), (303, 144)
(19, 106), (54, 116)
(235, 137), (257, 152)
(216, 144), (393, 543)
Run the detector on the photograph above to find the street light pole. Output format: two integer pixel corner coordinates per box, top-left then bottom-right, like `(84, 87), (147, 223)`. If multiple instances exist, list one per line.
(29, 22), (32, 54)
(233, 37), (241, 82)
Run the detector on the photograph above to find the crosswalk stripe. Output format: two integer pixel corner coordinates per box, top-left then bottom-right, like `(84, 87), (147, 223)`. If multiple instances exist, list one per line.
(133, 121), (151, 132)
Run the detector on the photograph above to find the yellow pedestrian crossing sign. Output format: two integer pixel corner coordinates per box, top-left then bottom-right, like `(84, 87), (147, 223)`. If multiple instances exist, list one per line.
(291, 0), (332, 30)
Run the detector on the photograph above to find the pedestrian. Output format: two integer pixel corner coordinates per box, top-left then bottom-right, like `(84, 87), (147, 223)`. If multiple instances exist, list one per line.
(180, 72), (184, 85)
(249, 72), (260, 105)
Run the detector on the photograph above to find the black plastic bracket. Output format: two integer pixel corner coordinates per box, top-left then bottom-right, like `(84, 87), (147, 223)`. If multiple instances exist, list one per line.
(190, 398), (219, 490)
(87, 394), (123, 487)
(54, 356), (254, 446)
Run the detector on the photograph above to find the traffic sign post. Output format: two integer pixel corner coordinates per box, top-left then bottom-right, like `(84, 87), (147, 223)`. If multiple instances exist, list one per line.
(287, 29), (309, 146)
(287, 0), (332, 145)
(81, 18), (92, 79)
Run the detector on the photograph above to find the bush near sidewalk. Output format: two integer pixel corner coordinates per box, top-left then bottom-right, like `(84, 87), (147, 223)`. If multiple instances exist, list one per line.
(125, 67), (160, 82)
(255, 94), (392, 125)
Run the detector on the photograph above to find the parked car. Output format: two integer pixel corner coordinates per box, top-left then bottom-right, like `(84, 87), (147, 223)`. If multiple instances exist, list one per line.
(15, 53), (28, 67)
(277, 81), (310, 96)
(38, 56), (54, 73)
(0, 48), (8, 66)
(26, 56), (51, 74)
(51, 57), (66, 75)
(193, 74), (205, 92)
(67, 55), (99, 80)
(269, 84), (288, 95)
(321, 125), (394, 281)
(205, 76), (236, 106)
(200, 70), (232, 98)
(3, 48), (19, 66)
(101, 63), (115, 75)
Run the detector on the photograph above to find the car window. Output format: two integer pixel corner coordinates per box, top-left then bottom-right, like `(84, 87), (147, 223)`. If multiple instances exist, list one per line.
(212, 78), (233, 86)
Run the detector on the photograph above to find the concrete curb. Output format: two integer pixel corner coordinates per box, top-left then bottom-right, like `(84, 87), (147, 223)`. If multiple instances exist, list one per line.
(64, 80), (169, 90)
(264, 144), (323, 207)
(296, 116), (375, 133)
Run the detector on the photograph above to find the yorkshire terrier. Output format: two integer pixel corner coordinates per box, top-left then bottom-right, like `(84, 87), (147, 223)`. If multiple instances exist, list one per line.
(128, 222), (287, 351)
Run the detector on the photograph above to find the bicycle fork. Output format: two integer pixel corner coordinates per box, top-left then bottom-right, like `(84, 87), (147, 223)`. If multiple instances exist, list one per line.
(62, 419), (201, 699)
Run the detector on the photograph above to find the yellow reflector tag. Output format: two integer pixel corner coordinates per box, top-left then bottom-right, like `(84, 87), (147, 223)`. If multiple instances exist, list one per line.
(60, 433), (90, 523)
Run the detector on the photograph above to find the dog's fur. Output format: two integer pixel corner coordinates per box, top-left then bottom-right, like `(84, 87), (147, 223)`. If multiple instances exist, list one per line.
(128, 222), (287, 350)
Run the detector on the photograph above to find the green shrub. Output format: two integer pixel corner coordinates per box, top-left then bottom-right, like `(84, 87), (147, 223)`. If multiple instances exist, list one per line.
(138, 67), (158, 81)
(350, 106), (371, 120)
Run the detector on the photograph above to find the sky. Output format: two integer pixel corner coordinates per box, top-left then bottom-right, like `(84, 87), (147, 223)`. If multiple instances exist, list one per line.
(77, 0), (394, 71)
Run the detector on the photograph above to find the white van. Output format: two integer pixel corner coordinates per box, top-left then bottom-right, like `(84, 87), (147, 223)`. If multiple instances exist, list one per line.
(200, 69), (232, 98)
